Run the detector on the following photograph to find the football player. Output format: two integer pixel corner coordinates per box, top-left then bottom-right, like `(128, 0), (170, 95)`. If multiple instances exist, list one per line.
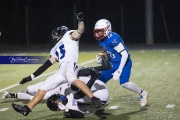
(94, 19), (148, 107)
(11, 12), (102, 116)
(46, 78), (109, 118)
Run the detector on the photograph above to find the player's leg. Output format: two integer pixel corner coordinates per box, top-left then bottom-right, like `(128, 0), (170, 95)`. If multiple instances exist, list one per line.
(120, 59), (148, 107)
(43, 83), (69, 100)
(2, 91), (16, 100)
(3, 81), (59, 100)
(12, 69), (67, 116)
(16, 92), (34, 100)
(66, 61), (95, 100)
(2, 82), (43, 100)
(28, 69), (67, 109)
(92, 80), (109, 106)
(26, 82), (44, 96)
(2, 91), (33, 100)
(76, 80), (109, 114)
(76, 80), (109, 105)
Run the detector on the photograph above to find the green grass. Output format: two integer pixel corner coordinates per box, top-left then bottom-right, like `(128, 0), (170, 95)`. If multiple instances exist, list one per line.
(0, 49), (180, 120)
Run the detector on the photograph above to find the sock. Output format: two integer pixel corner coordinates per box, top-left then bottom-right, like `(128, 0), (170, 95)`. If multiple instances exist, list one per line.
(121, 82), (142, 94)
(139, 89), (143, 95)
(9, 93), (17, 98)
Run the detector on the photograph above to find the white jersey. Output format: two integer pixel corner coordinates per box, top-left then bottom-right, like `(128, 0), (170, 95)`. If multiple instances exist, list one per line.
(24, 77), (109, 113)
(64, 77), (109, 114)
(36, 30), (79, 89)
(50, 30), (79, 66)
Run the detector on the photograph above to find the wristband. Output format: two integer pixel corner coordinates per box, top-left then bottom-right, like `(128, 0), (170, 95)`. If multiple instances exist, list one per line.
(31, 74), (35, 79)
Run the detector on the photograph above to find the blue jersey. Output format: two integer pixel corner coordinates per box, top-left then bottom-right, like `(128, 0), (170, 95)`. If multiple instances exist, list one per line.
(98, 32), (130, 63)
(97, 32), (132, 84)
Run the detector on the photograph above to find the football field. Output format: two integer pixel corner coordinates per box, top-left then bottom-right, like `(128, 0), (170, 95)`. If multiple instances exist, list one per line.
(0, 48), (180, 120)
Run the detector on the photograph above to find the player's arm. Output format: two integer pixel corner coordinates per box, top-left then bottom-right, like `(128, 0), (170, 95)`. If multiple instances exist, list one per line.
(112, 42), (128, 80)
(19, 56), (57, 84)
(70, 12), (85, 41)
(114, 43), (128, 70)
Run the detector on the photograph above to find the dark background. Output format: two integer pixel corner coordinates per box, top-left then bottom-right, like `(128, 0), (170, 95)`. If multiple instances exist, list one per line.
(0, 0), (180, 47)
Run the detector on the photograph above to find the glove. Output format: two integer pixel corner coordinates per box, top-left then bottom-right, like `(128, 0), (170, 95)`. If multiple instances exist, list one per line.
(91, 96), (101, 108)
(19, 76), (32, 84)
(75, 12), (84, 22)
(96, 53), (103, 64)
(112, 69), (122, 80)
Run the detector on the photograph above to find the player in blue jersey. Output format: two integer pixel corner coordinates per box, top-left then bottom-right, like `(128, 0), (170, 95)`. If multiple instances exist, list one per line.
(93, 19), (148, 107)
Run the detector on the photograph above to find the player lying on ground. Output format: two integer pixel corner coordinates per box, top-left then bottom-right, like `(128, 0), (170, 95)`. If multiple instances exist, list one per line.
(46, 78), (109, 119)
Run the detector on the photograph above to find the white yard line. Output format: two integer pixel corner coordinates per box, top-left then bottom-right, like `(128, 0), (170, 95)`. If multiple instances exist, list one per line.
(0, 108), (9, 112)
(166, 104), (175, 108)
(0, 59), (96, 93)
(109, 105), (119, 109)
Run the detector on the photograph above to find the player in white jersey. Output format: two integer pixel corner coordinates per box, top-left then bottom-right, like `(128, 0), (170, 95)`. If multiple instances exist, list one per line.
(46, 59), (111, 118)
(11, 12), (102, 116)
(46, 77), (109, 118)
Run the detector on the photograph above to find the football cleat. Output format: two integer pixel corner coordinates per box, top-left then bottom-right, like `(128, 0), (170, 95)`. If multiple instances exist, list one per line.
(12, 103), (31, 116)
(2, 91), (11, 100)
(140, 90), (148, 107)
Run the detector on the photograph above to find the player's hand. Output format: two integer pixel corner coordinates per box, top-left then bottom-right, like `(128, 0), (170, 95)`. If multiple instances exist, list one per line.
(75, 12), (84, 22)
(96, 53), (102, 64)
(19, 76), (32, 84)
(112, 69), (122, 80)
(91, 96), (102, 108)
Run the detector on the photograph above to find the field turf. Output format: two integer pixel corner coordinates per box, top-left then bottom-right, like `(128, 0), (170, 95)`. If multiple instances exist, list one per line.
(0, 49), (180, 120)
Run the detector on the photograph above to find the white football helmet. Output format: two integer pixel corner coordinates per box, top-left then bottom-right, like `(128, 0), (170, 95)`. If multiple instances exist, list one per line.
(93, 19), (112, 40)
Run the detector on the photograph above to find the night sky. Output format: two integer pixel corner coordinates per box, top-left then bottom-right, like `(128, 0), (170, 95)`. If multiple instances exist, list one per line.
(0, 0), (179, 45)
